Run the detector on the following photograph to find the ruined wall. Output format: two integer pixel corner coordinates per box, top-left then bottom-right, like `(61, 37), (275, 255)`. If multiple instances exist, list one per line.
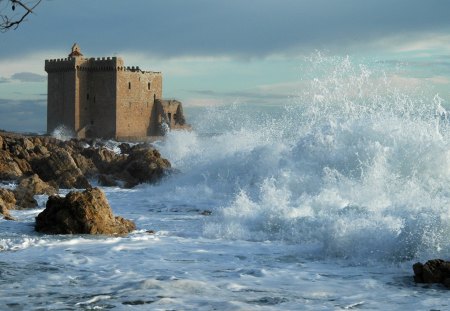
(115, 68), (162, 139)
(45, 59), (77, 134)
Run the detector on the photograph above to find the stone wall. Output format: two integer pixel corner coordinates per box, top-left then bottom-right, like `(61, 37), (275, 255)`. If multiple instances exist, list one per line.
(115, 69), (162, 139)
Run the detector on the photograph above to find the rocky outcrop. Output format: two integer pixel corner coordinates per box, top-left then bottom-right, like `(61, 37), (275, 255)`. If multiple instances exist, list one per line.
(13, 174), (58, 209)
(31, 149), (90, 189)
(35, 187), (135, 235)
(121, 147), (171, 188)
(0, 132), (171, 189)
(413, 259), (450, 288)
(0, 188), (16, 220)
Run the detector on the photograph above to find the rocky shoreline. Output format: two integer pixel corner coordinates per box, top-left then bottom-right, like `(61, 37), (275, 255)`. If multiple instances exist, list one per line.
(0, 131), (171, 231)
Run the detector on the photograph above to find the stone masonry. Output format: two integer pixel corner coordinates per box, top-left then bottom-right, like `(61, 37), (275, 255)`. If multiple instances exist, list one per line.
(45, 44), (188, 140)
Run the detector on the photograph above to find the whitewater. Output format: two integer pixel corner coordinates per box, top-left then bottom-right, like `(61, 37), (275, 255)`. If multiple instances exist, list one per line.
(2, 55), (450, 310)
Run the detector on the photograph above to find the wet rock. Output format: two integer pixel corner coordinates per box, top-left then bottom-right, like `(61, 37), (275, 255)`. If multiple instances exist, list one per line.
(31, 149), (90, 189)
(122, 148), (171, 187)
(413, 259), (450, 288)
(81, 147), (125, 173)
(0, 188), (16, 220)
(35, 187), (135, 235)
(97, 174), (119, 187)
(13, 174), (58, 209)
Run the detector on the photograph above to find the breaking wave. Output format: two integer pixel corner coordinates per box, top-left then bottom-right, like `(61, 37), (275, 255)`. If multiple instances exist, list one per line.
(157, 54), (450, 261)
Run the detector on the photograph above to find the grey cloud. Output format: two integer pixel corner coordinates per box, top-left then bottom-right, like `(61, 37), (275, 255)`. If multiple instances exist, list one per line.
(0, 98), (46, 133)
(11, 72), (46, 82)
(1, 0), (450, 59)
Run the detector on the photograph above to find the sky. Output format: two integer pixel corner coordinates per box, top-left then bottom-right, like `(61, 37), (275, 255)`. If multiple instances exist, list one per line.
(1, 0), (450, 132)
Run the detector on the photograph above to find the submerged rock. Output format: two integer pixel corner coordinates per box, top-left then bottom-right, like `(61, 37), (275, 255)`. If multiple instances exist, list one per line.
(0, 188), (16, 220)
(35, 187), (135, 235)
(413, 259), (450, 288)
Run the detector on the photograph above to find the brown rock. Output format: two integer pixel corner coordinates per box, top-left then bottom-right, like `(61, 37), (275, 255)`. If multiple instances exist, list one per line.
(13, 174), (58, 209)
(122, 148), (171, 187)
(0, 150), (23, 180)
(81, 147), (125, 173)
(35, 187), (135, 235)
(31, 149), (90, 189)
(0, 188), (16, 220)
(72, 153), (97, 176)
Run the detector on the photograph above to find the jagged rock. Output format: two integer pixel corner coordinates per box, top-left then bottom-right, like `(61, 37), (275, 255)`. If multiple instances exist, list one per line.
(1, 133), (171, 189)
(33, 144), (49, 156)
(0, 150), (23, 180)
(13, 174), (58, 209)
(31, 149), (90, 189)
(122, 147), (171, 187)
(413, 259), (450, 288)
(81, 147), (125, 173)
(72, 153), (97, 176)
(0, 188), (16, 220)
(35, 187), (135, 235)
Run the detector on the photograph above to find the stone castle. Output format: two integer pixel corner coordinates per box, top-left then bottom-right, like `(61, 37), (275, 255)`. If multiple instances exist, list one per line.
(45, 44), (188, 140)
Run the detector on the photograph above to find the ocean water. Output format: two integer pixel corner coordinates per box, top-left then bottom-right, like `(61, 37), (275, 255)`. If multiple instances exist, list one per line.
(2, 56), (450, 310)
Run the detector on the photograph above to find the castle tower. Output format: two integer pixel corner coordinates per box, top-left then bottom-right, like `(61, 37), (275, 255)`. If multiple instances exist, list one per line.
(45, 44), (174, 140)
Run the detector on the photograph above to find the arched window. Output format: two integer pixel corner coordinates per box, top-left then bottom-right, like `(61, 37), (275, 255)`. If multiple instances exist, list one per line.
(128, 82), (131, 90)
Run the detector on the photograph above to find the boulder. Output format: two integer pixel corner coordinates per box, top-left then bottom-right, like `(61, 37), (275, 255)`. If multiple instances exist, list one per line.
(35, 187), (135, 235)
(81, 147), (125, 173)
(13, 174), (58, 209)
(31, 149), (90, 189)
(122, 148), (171, 187)
(0, 150), (23, 180)
(0, 188), (16, 220)
(413, 259), (450, 288)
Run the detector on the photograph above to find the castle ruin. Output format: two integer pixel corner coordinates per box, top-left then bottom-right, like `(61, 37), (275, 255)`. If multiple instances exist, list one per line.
(45, 44), (188, 140)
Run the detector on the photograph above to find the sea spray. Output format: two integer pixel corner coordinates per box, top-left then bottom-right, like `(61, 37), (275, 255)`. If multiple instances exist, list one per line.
(159, 55), (450, 261)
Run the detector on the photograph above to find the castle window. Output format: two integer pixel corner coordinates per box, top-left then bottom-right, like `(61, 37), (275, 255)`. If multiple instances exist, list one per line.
(148, 82), (151, 90)
(128, 82), (131, 90)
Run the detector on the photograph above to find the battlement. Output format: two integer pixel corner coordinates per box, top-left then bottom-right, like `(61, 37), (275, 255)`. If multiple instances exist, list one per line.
(45, 55), (162, 74)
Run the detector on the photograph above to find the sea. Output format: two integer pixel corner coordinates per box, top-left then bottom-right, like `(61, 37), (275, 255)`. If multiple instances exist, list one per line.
(1, 55), (450, 310)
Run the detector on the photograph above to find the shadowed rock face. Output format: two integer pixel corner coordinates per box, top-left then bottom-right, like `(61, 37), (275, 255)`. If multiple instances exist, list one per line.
(35, 187), (135, 235)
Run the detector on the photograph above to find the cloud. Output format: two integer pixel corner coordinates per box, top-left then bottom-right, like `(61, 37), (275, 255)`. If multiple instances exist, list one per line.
(0, 98), (46, 133)
(1, 0), (450, 60)
(11, 72), (46, 82)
